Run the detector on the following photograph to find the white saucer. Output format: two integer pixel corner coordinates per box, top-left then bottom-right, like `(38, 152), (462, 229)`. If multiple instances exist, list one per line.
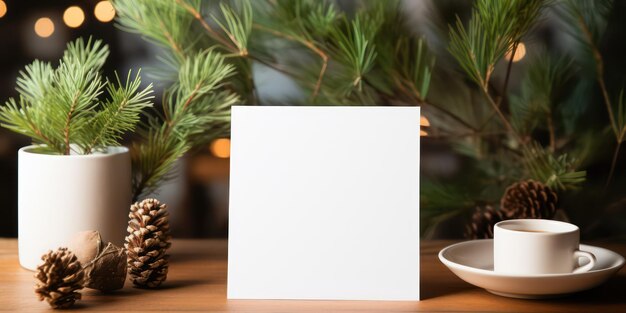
(438, 239), (625, 299)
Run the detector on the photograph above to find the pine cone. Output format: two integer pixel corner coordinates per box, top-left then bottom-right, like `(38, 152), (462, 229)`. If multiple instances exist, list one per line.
(125, 198), (171, 288)
(465, 205), (505, 239)
(34, 248), (84, 309)
(500, 180), (558, 219)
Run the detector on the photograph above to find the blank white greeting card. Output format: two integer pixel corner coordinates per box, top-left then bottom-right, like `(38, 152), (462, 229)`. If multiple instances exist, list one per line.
(227, 106), (420, 301)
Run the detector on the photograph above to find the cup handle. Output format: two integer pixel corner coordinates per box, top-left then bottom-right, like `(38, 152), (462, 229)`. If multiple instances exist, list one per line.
(573, 250), (596, 273)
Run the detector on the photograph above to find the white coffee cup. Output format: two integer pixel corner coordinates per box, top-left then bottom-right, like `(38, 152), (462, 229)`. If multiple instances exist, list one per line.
(494, 219), (596, 275)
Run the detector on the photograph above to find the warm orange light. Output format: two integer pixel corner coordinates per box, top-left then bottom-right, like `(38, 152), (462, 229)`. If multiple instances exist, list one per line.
(420, 130), (428, 137)
(0, 1), (7, 19)
(505, 42), (526, 63)
(94, 1), (115, 23)
(420, 116), (430, 127)
(63, 6), (85, 28)
(34, 17), (55, 38)
(210, 138), (231, 158)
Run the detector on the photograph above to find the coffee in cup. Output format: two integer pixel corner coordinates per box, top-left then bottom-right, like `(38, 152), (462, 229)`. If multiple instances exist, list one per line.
(493, 219), (596, 275)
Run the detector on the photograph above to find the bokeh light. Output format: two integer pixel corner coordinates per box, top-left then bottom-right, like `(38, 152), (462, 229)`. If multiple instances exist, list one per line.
(0, 1), (7, 19)
(63, 6), (85, 28)
(34, 17), (55, 38)
(94, 1), (115, 23)
(210, 138), (231, 158)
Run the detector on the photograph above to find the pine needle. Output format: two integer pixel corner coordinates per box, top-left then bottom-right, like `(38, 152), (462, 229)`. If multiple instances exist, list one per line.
(0, 37), (154, 155)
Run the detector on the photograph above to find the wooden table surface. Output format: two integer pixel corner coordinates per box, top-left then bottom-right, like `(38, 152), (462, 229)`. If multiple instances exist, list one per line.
(1, 239), (625, 312)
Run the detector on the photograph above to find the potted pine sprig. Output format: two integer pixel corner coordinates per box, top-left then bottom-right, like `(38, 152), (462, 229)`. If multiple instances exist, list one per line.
(0, 37), (154, 270)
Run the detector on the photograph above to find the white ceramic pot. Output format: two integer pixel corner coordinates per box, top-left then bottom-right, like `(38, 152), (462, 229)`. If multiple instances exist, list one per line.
(18, 145), (131, 270)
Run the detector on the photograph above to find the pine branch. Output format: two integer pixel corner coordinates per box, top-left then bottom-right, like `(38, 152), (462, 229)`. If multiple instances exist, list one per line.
(174, 0), (238, 52)
(131, 124), (190, 201)
(557, 0), (620, 186)
(44, 49), (107, 154)
(211, 1), (253, 56)
(523, 142), (586, 190)
(132, 49), (239, 199)
(606, 89), (626, 187)
(0, 37), (153, 155)
(0, 98), (58, 150)
(252, 23), (328, 101)
(15, 60), (54, 105)
(113, 0), (195, 60)
(510, 55), (576, 138)
(62, 37), (109, 72)
(83, 71), (154, 154)
(558, 0), (615, 136)
(448, 0), (545, 144)
(328, 16), (378, 94)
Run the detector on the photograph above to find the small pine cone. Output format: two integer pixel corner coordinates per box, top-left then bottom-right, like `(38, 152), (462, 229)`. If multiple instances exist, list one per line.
(125, 198), (171, 288)
(465, 205), (506, 239)
(34, 248), (84, 309)
(500, 180), (558, 219)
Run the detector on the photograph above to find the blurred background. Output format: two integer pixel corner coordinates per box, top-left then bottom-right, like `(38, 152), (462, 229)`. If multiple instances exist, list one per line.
(1, 0), (626, 240)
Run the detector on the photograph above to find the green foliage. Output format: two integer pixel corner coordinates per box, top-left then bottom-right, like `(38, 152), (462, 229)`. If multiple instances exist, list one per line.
(84, 71), (155, 154)
(113, 0), (248, 198)
(113, 0), (195, 60)
(0, 37), (153, 155)
(113, 0), (625, 235)
(448, 0), (544, 89)
(211, 1), (253, 56)
(131, 49), (239, 199)
(251, 0), (434, 104)
(329, 16), (378, 95)
(523, 142), (586, 190)
(616, 90), (626, 143)
(435, 0), (604, 232)
(510, 55), (577, 136)
(557, 0), (613, 53)
(114, 0), (437, 196)
(421, 180), (477, 236)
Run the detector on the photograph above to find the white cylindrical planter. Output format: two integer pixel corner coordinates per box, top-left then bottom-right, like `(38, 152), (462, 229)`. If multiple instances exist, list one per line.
(18, 145), (131, 270)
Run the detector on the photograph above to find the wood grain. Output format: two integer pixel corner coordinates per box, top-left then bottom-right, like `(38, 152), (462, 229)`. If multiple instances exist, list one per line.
(0, 239), (624, 312)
